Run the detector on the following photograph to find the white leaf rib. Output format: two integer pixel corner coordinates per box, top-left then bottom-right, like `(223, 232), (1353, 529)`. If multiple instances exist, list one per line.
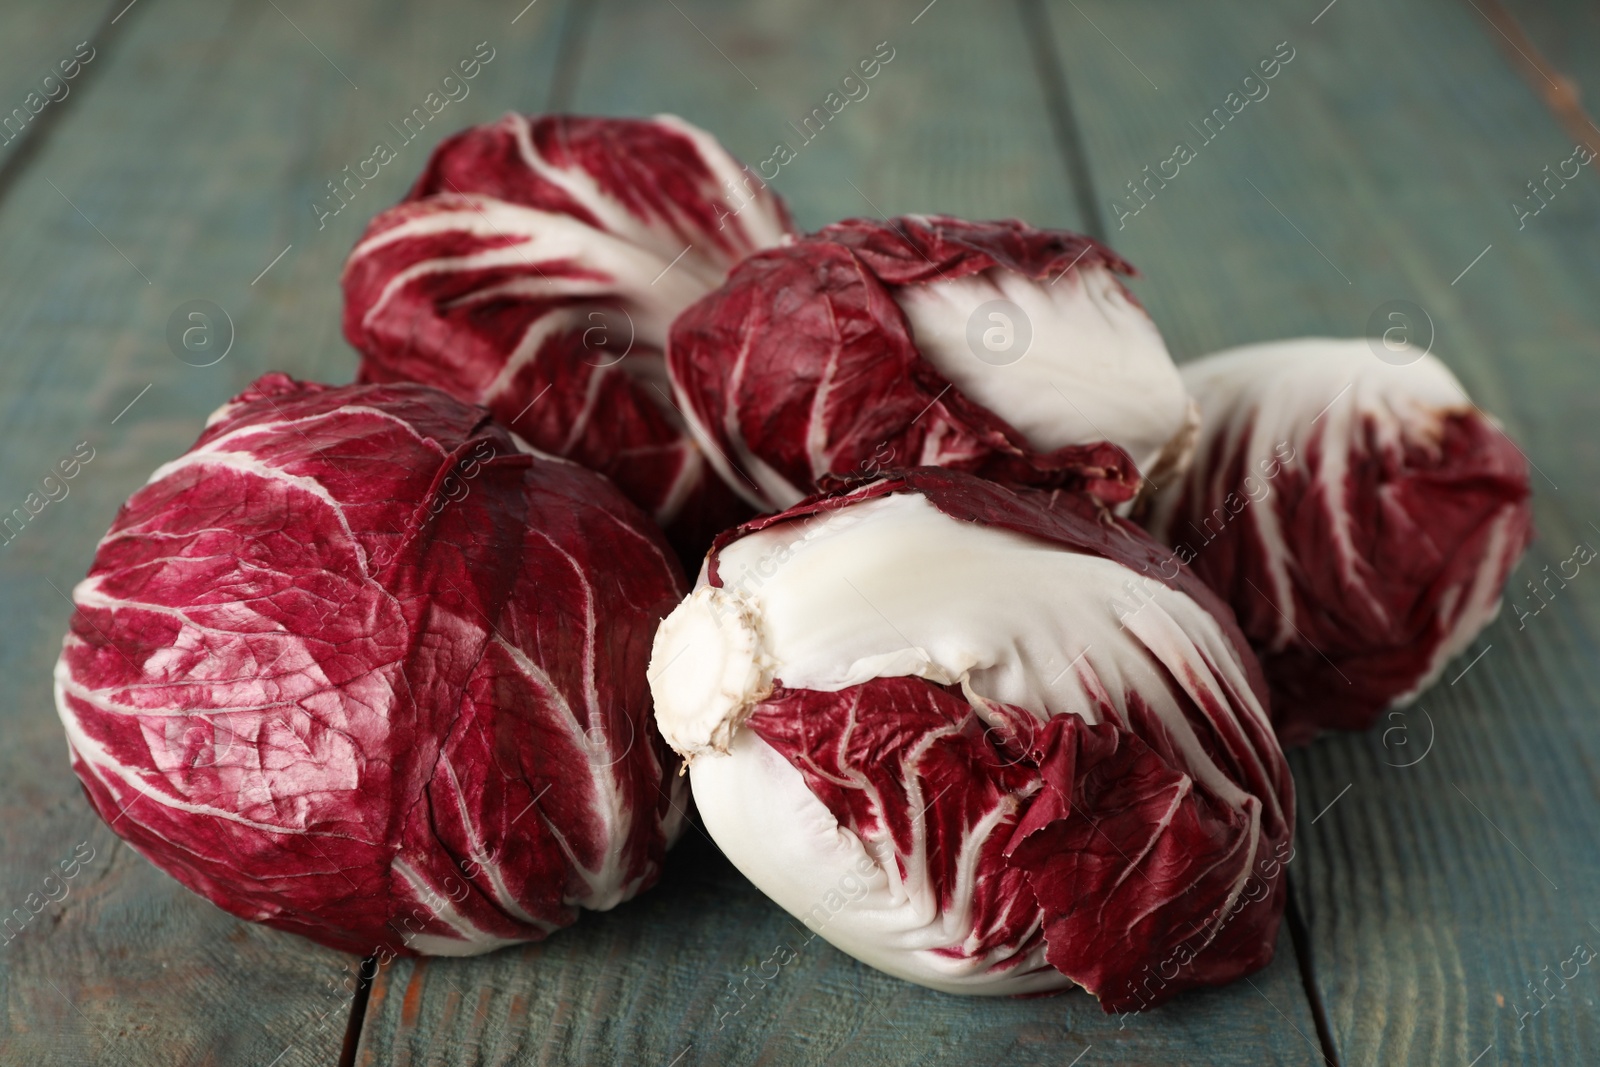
(509, 111), (687, 262)
(390, 858), (527, 949)
(557, 359), (613, 455)
(433, 755), (543, 925)
(481, 310), (585, 406)
(138, 450), (373, 576)
(57, 673), (296, 720)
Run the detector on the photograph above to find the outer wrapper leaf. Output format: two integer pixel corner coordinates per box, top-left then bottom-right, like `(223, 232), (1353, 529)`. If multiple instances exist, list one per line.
(342, 113), (794, 561)
(54, 373), (688, 956)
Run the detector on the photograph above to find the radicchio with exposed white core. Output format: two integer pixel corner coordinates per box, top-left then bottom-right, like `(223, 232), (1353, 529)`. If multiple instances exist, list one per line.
(342, 112), (795, 561)
(55, 374), (688, 956)
(649, 468), (1293, 1009)
(1142, 338), (1533, 744)
(666, 216), (1193, 514)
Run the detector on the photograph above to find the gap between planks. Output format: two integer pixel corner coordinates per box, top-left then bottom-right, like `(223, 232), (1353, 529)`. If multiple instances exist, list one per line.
(1286, 874), (1341, 1067)
(0, 0), (147, 208)
(1015, 0), (1108, 239)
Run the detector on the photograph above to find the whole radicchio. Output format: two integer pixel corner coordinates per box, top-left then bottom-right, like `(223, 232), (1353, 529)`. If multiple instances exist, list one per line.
(54, 373), (688, 956)
(665, 216), (1198, 512)
(1142, 338), (1533, 744)
(648, 468), (1293, 1011)
(342, 113), (795, 560)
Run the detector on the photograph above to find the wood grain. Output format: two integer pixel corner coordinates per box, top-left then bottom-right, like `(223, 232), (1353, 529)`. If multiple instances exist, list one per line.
(1040, 0), (1600, 1063)
(1489, 0), (1600, 151)
(0, 0), (569, 1063)
(0, 0), (112, 176)
(356, 831), (1321, 1067)
(566, 0), (1094, 233)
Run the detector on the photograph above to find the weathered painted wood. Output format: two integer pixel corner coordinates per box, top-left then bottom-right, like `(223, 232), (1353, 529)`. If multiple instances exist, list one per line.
(1041, 0), (1600, 1063)
(567, 0), (1095, 233)
(0, 0), (570, 1062)
(1495, 0), (1600, 149)
(357, 831), (1320, 1067)
(0, 0), (111, 174)
(353, 0), (1325, 1063)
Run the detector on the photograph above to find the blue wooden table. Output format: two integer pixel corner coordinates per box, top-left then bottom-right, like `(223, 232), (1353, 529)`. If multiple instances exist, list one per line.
(1, 1), (1596, 1063)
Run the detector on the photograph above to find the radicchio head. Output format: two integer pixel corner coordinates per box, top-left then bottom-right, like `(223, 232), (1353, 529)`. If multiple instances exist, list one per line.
(665, 216), (1197, 513)
(1142, 338), (1533, 744)
(342, 113), (795, 561)
(55, 373), (688, 956)
(648, 468), (1292, 1011)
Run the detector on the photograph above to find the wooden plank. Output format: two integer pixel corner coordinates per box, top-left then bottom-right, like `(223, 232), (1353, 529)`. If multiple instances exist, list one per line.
(0, 0), (571, 1063)
(1493, 0), (1600, 149)
(358, 832), (1319, 1067)
(1040, 0), (1600, 1063)
(0, 0), (111, 176)
(353, 0), (1325, 1063)
(569, 0), (1094, 232)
